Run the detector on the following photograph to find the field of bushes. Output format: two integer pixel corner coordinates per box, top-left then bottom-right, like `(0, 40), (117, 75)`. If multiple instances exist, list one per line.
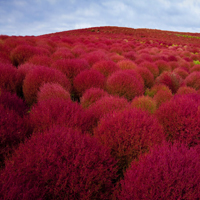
(1, 26), (200, 199)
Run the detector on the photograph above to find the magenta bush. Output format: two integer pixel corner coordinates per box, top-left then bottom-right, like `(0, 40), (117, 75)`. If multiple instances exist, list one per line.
(92, 60), (120, 77)
(184, 71), (200, 90)
(94, 108), (164, 175)
(118, 142), (200, 200)
(0, 105), (30, 168)
(0, 126), (117, 199)
(23, 65), (71, 105)
(73, 69), (106, 97)
(106, 70), (144, 101)
(28, 55), (52, 67)
(51, 58), (90, 83)
(155, 94), (200, 146)
(29, 98), (93, 133)
(0, 63), (18, 93)
(139, 61), (159, 78)
(80, 87), (110, 108)
(155, 71), (184, 93)
(37, 82), (71, 102)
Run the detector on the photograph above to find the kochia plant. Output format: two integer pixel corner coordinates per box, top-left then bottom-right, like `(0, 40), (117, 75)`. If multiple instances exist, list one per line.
(117, 142), (200, 200)
(0, 126), (117, 199)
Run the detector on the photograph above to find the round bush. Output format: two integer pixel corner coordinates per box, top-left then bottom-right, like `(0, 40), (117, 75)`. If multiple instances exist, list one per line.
(184, 71), (200, 90)
(117, 59), (137, 70)
(0, 105), (30, 168)
(73, 69), (105, 97)
(176, 86), (197, 95)
(80, 87), (110, 108)
(29, 98), (93, 133)
(0, 63), (18, 93)
(37, 82), (71, 102)
(28, 55), (52, 67)
(139, 61), (159, 78)
(94, 108), (164, 175)
(23, 66), (71, 105)
(131, 95), (157, 114)
(155, 71), (184, 94)
(118, 142), (200, 200)
(92, 60), (120, 77)
(51, 58), (90, 83)
(0, 126), (117, 199)
(106, 70), (144, 101)
(155, 94), (200, 146)
(173, 67), (189, 79)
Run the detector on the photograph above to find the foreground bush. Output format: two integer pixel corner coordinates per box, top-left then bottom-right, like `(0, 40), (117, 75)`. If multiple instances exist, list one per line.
(106, 70), (144, 101)
(29, 98), (93, 133)
(0, 126), (117, 200)
(94, 108), (164, 175)
(0, 105), (30, 168)
(23, 66), (71, 105)
(155, 94), (200, 146)
(117, 142), (200, 200)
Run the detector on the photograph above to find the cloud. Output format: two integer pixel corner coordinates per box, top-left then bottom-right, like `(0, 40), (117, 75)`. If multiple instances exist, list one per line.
(1, 0), (200, 36)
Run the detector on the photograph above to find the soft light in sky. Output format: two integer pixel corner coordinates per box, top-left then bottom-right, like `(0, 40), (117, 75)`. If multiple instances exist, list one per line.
(0, 0), (200, 36)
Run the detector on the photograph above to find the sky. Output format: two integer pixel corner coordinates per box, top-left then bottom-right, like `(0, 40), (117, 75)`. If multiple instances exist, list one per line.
(1, 0), (200, 36)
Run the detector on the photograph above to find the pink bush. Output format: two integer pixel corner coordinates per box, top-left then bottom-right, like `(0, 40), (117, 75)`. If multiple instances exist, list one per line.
(0, 105), (30, 168)
(155, 60), (172, 74)
(131, 95), (157, 114)
(176, 86), (197, 95)
(37, 83), (71, 102)
(184, 72), (200, 90)
(0, 63), (18, 93)
(106, 70), (144, 101)
(51, 58), (90, 83)
(73, 69), (105, 97)
(134, 66), (154, 88)
(23, 66), (71, 105)
(87, 96), (129, 129)
(155, 71), (184, 94)
(28, 55), (52, 67)
(0, 126), (117, 199)
(139, 61), (159, 78)
(29, 98), (93, 133)
(117, 59), (137, 70)
(92, 60), (120, 77)
(155, 94), (200, 146)
(173, 67), (189, 79)
(94, 108), (164, 175)
(80, 87), (110, 108)
(118, 142), (200, 200)
(10, 45), (37, 66)
(51, 47), (75, 61)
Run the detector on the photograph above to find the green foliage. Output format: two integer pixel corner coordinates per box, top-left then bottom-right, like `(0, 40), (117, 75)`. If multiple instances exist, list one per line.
(193, 60), (200, 65)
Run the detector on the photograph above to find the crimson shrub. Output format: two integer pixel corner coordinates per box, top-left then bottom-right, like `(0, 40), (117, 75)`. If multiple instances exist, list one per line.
(94, 108), (164, 175)
(23, 66), (71, 105)
(118, 142), (200, 200)
(0, 126), (117, 199)
(184, 71), (200, 90)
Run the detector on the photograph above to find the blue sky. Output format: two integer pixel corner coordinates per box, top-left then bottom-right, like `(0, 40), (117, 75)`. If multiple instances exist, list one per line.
(1, 0), (200, 36)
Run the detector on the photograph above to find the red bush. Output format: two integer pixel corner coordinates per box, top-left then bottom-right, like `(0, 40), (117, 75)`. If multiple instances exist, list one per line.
(92, 60), (120, 77)
(134, 66), (154, 88)
(155, 71), (184, 94)
(51, 58), (90, 83)
(10, 45), (37, 66)
(117, 59), (137, 70)
(51, 47), (75, 61)
(0, 126), (117, 199)
(106, 70), (144, 101)
(80, 87), (110, 108)
(173, 67), (189, 79)
(118, 142), (200, 200)
(37, 82), (71, 102)
(0, 105), (30, 168)
(23, 66), (71, 105)
(176, 86), (197, 95)
(155, 60), (171, 74)
(131, 95), (157, 114)
(139, 61), (159, 78)
(94, 108), (164, 175)
(0, 63), (18, 93)
(190, 64), (200, 73)
(73, 69), (105, 97)
(29, 98), (93, 133)
(184, 71), (200, 90)
(28, 55), (52, 67)
(155, 94), (200, 146)
(87, 96), (129, 129)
